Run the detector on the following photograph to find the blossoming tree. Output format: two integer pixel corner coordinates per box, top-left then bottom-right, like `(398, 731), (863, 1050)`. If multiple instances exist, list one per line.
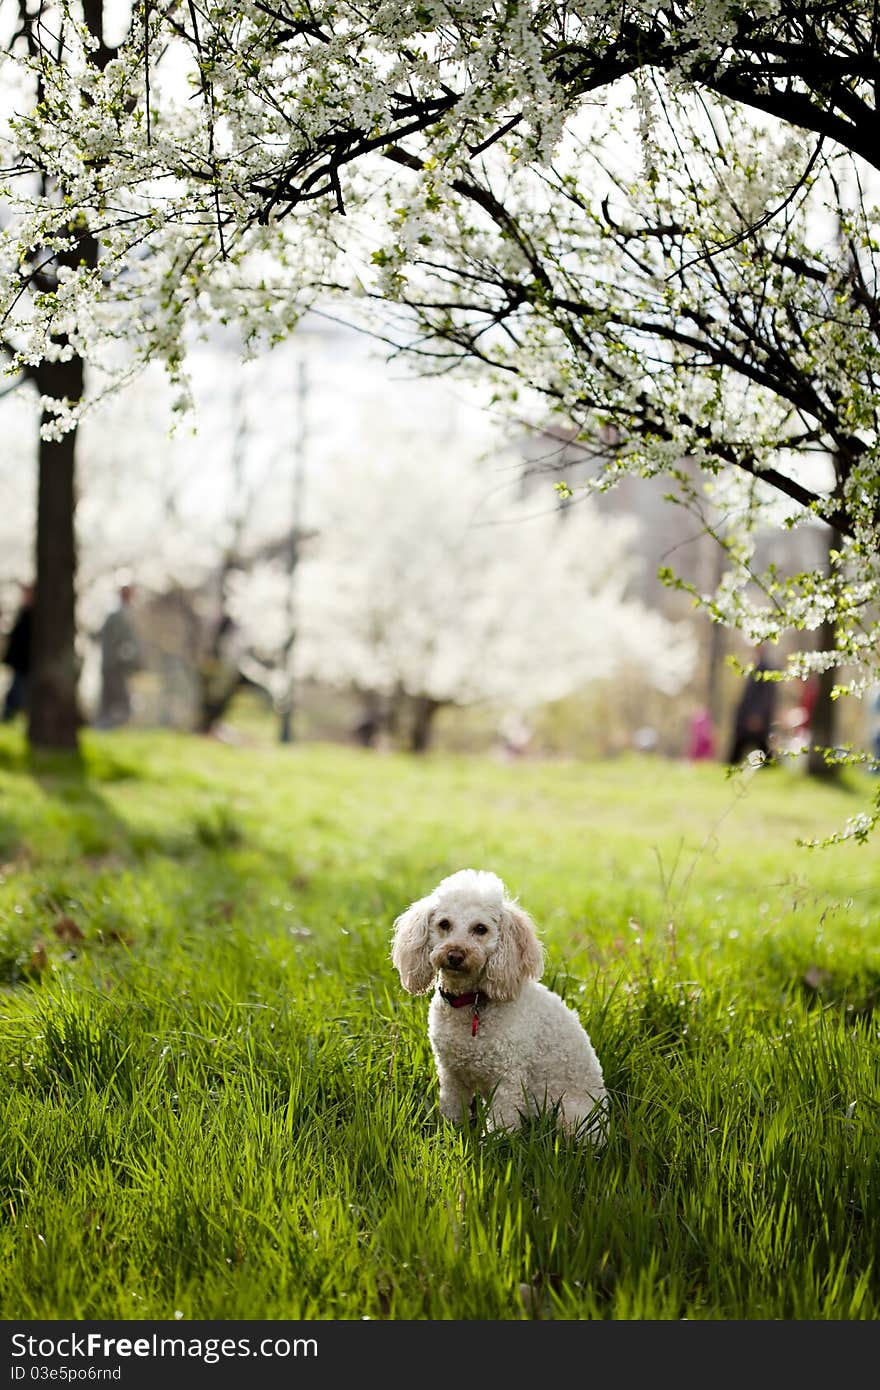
(339, 93), (880, 780)
(226, 442), (697, 750)
(2, 1), (878, 799)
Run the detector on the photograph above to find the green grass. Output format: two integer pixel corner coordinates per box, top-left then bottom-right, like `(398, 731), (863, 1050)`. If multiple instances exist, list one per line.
(0, 727), (878, 1320)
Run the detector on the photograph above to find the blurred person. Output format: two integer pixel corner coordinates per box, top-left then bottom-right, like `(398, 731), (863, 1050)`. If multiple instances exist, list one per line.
(633, 724), (658, 753)
(781, 672), (819, 759)
(95, 583), (143, 730)
(727, 643), (778, 765)
(1, 581), (34, 722)
(788, 673), (818, 742)
(496, 711), (533, 761)
(687, 705), (715, 761)
(867, 684), (880, 774)
(353, 692), (384, 748)
(800, 673), (819, 742)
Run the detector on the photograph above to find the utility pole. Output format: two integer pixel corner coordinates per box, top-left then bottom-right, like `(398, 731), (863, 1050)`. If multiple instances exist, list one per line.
(805, 197), (851, 778)
(278, 355), (307, 743)
(704, 536), (726, 730)
(806, 519), (841, 779)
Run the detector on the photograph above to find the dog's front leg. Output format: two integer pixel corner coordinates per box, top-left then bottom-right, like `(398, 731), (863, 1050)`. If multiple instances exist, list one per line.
(436, 1065), (472, 1125)
(485, 1081), (528, 1135)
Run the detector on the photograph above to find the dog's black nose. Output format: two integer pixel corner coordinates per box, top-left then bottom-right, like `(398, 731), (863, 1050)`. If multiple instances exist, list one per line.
(445, 950), (465, 969)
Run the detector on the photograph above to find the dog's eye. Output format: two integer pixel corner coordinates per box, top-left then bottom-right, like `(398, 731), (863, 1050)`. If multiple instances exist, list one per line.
(472, 923), (489, 936)
(436, 919), (451, 932)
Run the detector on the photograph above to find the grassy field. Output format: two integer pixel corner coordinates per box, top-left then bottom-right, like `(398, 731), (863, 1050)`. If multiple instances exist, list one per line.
(0, 728), (878, 1320)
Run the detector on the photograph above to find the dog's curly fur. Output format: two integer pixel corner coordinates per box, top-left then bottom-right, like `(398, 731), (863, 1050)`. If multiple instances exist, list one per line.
(392, 869), (607, 1144)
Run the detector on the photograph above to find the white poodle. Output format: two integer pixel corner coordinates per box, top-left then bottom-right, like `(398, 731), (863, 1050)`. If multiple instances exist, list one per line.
(391, 869), (607, 1145)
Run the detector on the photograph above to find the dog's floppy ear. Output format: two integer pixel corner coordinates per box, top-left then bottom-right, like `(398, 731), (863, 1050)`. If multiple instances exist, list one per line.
(482, 900), (544, 1001)
(391, 897), (435, 994)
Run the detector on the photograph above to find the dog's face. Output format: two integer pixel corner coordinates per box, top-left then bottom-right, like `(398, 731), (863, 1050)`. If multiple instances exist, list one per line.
(391, 869), (544, 1000)
(427, 897), (502, 985)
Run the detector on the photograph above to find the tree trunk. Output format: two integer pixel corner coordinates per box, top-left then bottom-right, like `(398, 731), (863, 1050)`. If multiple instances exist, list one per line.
(197, 672), (243, 735)
(27, 351), (83, 751)
(19, 3), (107, 754)
(278, 698), (294, 744)
(195, 613), (241, 734)
(409, 695), (440, 753)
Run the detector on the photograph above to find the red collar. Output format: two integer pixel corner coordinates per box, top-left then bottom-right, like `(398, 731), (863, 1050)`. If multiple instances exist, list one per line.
(439, 988), (481, 1036)
(439, 988), (479, 1008)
